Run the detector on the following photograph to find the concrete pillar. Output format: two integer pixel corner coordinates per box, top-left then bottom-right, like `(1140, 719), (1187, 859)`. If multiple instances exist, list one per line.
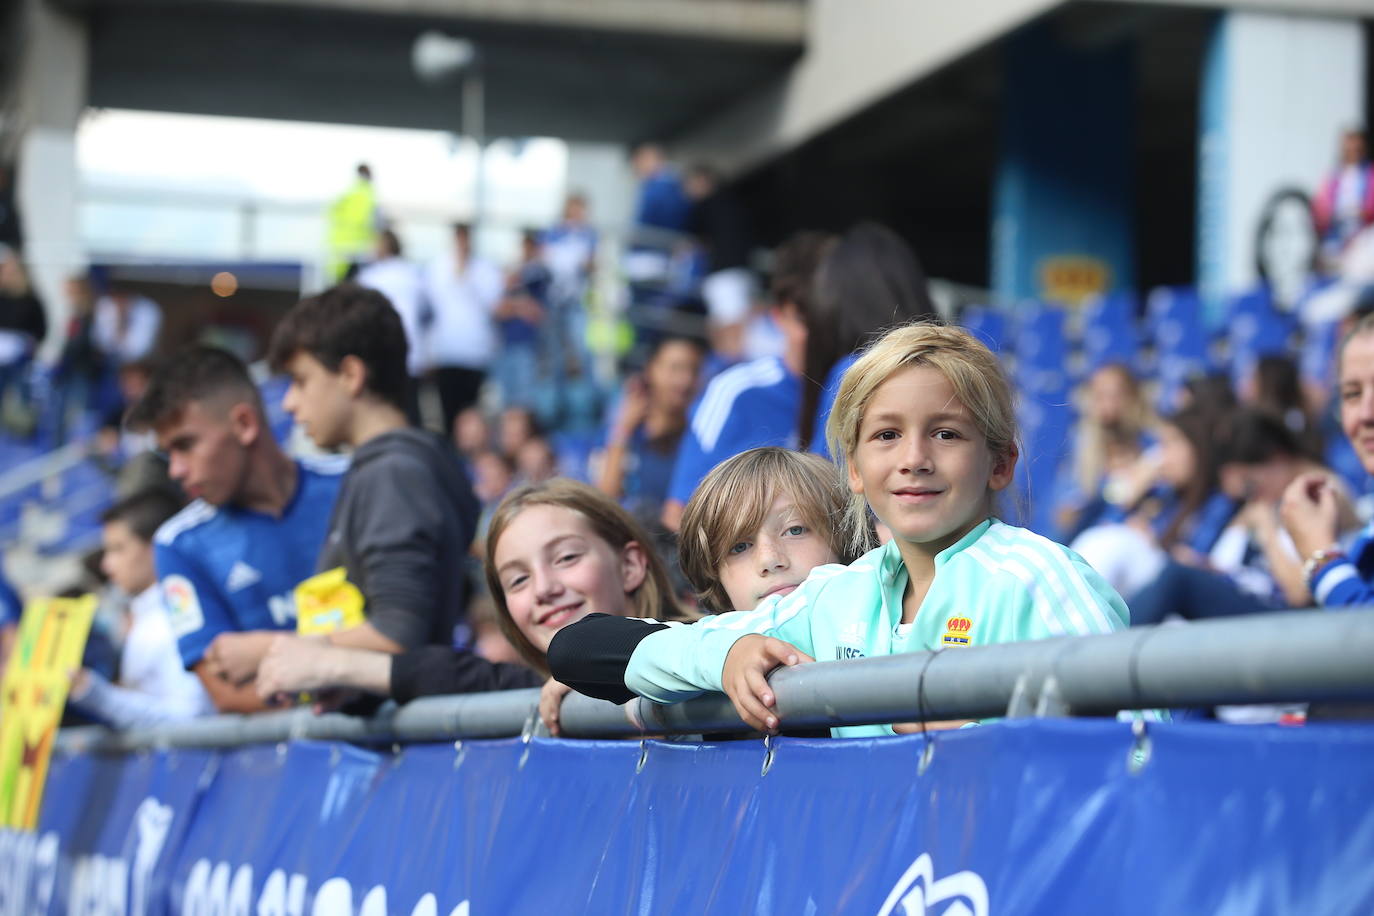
(991, 23), (1135, 308)
(563, 141), (636, 235)
(1197, 11), (1364, 325)
(562, 141), (637, 380)
(2, 0), (87, 360)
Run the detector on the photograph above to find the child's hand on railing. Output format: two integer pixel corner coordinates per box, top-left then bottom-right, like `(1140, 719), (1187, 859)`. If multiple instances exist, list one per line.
(538, 678), (573, 736)
(721, 635), (813, 734)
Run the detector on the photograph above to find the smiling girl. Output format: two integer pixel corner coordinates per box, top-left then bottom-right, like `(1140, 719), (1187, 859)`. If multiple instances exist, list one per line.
(256, 479), (688, 704)
(547, 322), (1130, 737)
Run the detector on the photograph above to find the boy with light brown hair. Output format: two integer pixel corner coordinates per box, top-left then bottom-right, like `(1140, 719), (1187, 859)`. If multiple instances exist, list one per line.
(678, 446), (857, 612)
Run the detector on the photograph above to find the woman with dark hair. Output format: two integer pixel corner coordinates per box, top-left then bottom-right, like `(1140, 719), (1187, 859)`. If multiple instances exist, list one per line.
(596, 334), (706, 529)
(800, 222), (938, 454)
(1215, 408), (1353, 607)
(1177, 371), (1238, 415)
(1152, 406), (1236, 555)
(1240, 353), (1322, 455)
(1071, 405), (1240, 607)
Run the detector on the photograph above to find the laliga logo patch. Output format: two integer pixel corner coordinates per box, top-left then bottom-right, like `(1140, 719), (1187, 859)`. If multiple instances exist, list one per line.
(876, 853), (988, 916)
(941, 616), (972, 647)
(163, 575), (205, 637)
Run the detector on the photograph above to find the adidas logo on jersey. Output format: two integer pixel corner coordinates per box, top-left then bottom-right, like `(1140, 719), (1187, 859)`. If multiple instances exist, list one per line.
(838, 622), (865, 645)
(225, 561), (262, 593)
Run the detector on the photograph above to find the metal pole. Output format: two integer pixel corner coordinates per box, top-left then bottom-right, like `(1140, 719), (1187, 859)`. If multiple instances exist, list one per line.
(240, 200), (256, 260)
(463, 68), (485, 228)
(54, 610), (1374, 753)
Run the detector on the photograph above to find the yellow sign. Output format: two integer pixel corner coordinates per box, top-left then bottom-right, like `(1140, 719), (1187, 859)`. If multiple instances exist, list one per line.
(1038, 255), (1112, 307)
(0, 595), (96, 830)
(294, 567), (365, 636)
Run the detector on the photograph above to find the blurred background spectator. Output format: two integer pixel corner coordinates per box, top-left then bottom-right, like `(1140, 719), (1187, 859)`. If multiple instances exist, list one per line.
(0, 0), (1372, 731)
(0, 245), (46, 434)
(92, 281), (161, 367)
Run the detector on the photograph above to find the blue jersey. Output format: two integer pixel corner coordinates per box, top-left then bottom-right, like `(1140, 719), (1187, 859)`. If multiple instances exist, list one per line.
(1313, 518), (1374, 607)
(635, 169), (691, 234)
(667, 356), (800, 505)
(154, 457), (346, 668)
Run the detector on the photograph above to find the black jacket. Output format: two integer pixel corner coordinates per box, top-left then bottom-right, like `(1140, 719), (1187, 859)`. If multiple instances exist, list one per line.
(319, 428), (480, 649)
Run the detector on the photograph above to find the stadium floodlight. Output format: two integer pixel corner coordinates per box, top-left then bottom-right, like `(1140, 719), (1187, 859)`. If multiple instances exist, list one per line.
(412, 31), (478, 85)
(410, 30), (487, 226)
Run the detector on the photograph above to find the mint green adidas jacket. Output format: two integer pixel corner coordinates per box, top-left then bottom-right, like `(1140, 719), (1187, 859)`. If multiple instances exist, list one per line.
(626, 518), (1130, 738)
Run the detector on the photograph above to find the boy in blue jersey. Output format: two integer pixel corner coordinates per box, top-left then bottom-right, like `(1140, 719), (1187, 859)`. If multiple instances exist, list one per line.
(264, 283), (480, 659)
(659, 232), (829, 531)
(126, 347), (345, 713)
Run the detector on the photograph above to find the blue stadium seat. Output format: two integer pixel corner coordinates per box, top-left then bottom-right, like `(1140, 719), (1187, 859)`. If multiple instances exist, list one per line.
(1015, 302), (1068, 363)
(1227, 287), (1297, 383)
(1081, 291), (1140, 372)
(1301, 319), (1341, 389)
(959, 305), (1011, 355)
(1014, 391), (1073, 536)
(1143, 286), (1215, 411)
(1146, 285), (1200, 330)
(1014, 303), (1071, 398)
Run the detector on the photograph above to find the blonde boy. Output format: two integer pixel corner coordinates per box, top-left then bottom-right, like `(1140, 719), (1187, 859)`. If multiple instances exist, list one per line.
(678, 447), (855, 613)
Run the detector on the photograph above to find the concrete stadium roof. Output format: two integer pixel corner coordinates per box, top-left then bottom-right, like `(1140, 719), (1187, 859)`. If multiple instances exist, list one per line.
(50, 0), (806, 142)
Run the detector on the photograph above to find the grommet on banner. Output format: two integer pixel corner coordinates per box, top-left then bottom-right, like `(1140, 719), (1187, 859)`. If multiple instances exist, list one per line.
(1005, 673), (1034, 719)
(760, 734), (775, 777)
(1127, 717), (1152, 775)
(520, 707), (539, 744)
(917, 737), (935, 776)
(518, 707), (541, 769)
(635, 738), (650, 774)
(1034, 676), (1069, 718)
(452, 740), (466, 770)
(288, 708), (312, 745)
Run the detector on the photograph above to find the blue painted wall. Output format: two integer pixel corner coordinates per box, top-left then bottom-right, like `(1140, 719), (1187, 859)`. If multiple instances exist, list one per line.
(992, 24), (1136, 307)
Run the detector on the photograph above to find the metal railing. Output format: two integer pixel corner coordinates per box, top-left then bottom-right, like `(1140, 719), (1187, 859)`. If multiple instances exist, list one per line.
(0, 441), (90, 502)
(54, 609), (1374, 754)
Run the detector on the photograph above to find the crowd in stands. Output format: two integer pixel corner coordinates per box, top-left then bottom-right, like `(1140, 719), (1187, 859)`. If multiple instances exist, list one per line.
(6, 131), (1374, 737)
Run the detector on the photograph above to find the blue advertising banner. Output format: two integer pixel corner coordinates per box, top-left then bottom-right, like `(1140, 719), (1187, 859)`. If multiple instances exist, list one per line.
(3, 720), (1373, 915)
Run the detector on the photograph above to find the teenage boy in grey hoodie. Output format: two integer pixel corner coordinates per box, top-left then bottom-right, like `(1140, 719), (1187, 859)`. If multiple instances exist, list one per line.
(260, 283), (480, 664)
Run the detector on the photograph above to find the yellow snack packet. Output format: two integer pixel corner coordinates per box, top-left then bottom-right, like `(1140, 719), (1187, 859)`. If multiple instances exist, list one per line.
(294, 567), (366, 635)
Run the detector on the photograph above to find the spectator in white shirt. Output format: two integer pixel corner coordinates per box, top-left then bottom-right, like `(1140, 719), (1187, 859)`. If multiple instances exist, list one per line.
(355, 228), (428, 418)
(422, 223), (504, 434)
(93, 284), (162, 365)
(69, 488), (215, 728)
